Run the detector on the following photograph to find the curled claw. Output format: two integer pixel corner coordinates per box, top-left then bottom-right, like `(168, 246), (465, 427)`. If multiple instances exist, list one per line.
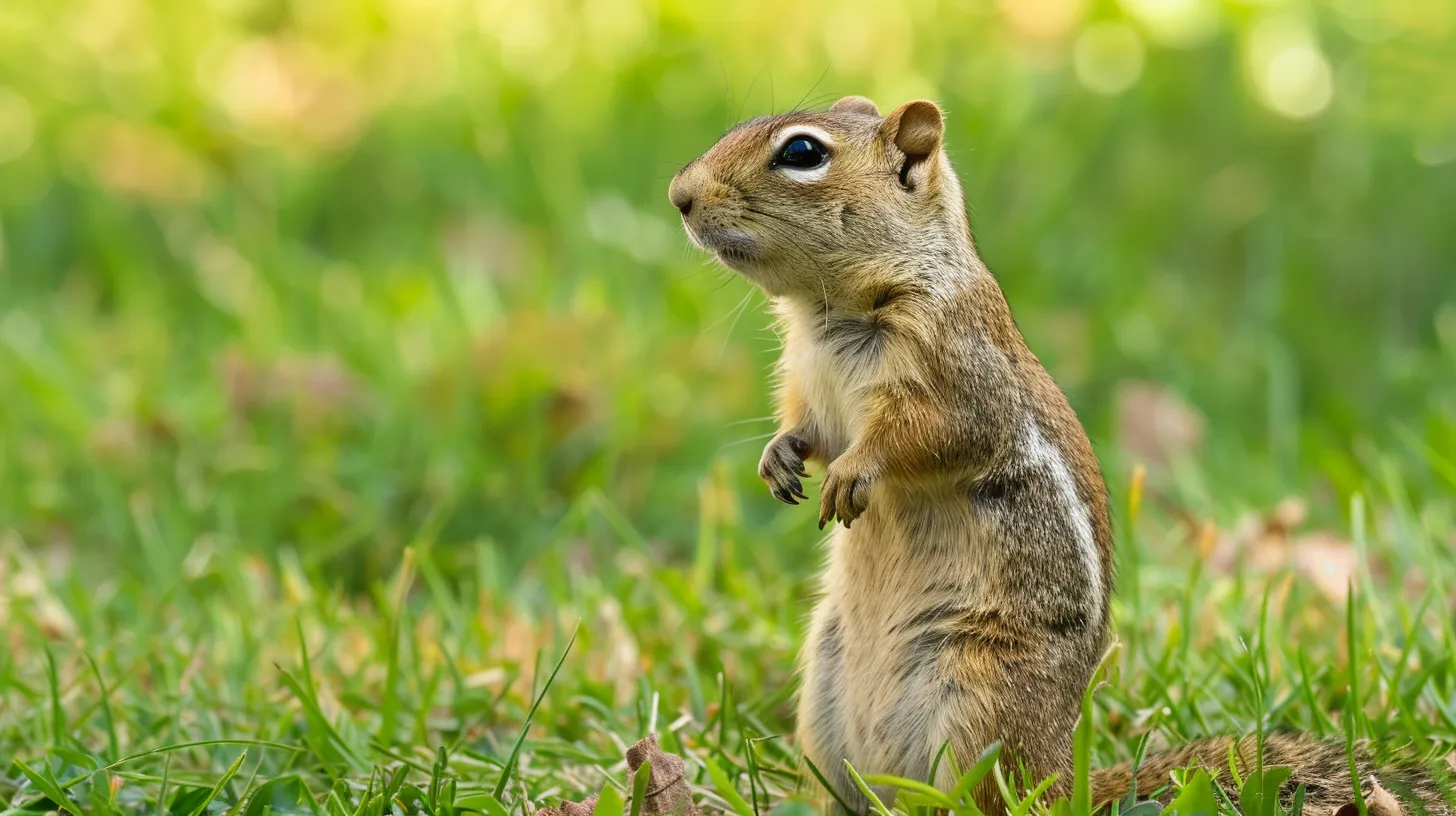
(772, 485), (800, 505)
(818, 458), (874, 529)
(760, 433), (812, 507)
(817, 475), (840, 529)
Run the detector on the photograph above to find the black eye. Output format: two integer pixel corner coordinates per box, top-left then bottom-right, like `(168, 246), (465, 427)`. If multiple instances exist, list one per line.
(775, 136), (828, 169)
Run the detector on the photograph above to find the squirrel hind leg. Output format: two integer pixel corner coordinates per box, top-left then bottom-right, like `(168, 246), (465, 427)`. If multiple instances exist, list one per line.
(795, 607), (866, 813)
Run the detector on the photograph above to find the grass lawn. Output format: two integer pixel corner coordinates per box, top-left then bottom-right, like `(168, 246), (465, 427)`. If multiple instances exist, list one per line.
(4, 457), (1455, 815)
(2, 0), (1455, 813)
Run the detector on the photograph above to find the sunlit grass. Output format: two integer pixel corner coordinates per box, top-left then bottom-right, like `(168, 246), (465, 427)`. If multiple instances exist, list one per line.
(3, 463), (1453, 813)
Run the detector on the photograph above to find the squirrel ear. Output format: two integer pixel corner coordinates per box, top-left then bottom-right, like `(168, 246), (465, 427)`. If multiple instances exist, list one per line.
(829, 95), (880, 116)
(882, 100), (943, 160)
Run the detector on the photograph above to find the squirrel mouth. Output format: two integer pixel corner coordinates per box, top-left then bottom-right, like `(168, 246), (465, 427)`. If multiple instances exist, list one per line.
(691, 228), (759, 270)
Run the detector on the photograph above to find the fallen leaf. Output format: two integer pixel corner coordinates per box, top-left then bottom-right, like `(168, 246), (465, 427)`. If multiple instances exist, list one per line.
(1366, 780), (1404, 816)
(1330, 778), (1403, 816)
(536, 795), (598, 816)
(1199, 496), (1371, 603)
(531, 735), (700, 816)
(216, 348), (357, 419)
(1114, 380), (1205, 468)
(627, 734), (703, 816)
(1288, 531), (1360, 602)
(1270, 496), (1308, 532)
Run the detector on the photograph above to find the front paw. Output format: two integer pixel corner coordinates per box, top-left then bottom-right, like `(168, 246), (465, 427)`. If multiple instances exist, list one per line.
(819, 455), (877, 530)
(759, 432), (812, 505)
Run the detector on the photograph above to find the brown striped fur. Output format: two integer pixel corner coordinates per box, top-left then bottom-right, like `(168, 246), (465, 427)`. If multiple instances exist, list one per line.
(669, 97), (1452, 815)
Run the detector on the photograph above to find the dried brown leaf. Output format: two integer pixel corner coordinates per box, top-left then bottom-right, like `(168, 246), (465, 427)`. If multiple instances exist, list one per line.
(530, 735), (700, 816)
(1114, 380), (1205, 468)
(1200, 494), (1373, 604)
(1289, 531), (1360, 602)
(627, 733), (703, 816)
(1365, 780), (1405, 816)
(1330, 778), (1404, 816)
(536, 795), (598, 816)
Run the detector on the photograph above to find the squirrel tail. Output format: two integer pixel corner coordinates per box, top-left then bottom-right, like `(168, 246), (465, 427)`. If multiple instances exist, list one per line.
(1088, 733), (1454, 815)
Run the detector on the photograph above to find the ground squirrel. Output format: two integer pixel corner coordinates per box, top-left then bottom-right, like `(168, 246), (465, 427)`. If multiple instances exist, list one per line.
(669, 96), (1453, 814)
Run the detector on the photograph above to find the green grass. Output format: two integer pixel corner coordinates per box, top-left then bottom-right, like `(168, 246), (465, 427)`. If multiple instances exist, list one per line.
(2, 0), (1456, 813)
(2, 465), (1454, 815)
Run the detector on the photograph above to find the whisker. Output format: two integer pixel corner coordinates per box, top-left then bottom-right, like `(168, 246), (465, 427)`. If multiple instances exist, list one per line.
(819, 273), (831, 333)
(718, 285), (761, 362)
(672, 264), (716, 283)
(795, 64), (834, 112)
(703, 284), (756, 332)
(708, 274), (738, 293)
(718, 430), (778, 450)
(801, 93), (841, 110)
(720, 58), (734, 131)
(725, 415), (777, 427)
(741, 65), (767, 121)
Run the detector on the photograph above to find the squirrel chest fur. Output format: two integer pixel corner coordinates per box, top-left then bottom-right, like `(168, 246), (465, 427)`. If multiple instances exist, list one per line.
(669, 95), (1451, 815)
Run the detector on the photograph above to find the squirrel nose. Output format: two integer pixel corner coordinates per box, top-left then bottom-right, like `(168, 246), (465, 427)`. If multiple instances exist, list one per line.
(668, 168), (698, 218)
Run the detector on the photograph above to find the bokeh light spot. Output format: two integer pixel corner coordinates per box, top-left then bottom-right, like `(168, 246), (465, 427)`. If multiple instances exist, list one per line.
(0, 88), (36, 164)
(1074, 23), (1146, 95)
(1415, 129), (1456, 166)
(1119, 0), (1218, 47)
(1247, 16), (1333, 120)
(1000, 0), (1087, 40)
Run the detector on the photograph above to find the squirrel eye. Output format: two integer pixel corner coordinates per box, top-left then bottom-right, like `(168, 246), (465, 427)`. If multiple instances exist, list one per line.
(775, 136), (828, 169)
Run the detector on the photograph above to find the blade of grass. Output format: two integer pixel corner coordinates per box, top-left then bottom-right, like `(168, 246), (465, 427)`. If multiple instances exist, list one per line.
(84, 652), (119, 762)
(1345, 580), (1369, 816)
(948, 740), (1003, 810)
(861, 775), (956, 810)
(705, 756), (756, 816)
(629, 759), (652, 816)
(186, 749), (249, 816)
(803, 757), (859, 815)
(844, 761), (892, 816)
(44, 646), (64, 749)
(596, 781), (626, 816)
(14, 757), (86, 814)
(491, 620), (580, 799)
(379, 547), (417, 744)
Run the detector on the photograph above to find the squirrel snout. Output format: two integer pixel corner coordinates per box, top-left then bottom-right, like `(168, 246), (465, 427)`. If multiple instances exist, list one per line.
(668, 176), (694, 217)
(669, 163), (705, 218)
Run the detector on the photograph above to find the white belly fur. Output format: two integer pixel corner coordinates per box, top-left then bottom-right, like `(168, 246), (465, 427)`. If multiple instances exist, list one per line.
(819, 481), (996, 780)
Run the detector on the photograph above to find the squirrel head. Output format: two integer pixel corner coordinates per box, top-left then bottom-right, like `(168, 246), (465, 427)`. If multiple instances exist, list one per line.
(669, 96), (973, 299)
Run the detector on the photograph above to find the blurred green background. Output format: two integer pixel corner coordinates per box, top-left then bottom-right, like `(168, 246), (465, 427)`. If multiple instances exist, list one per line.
(1, 0), (1454, 585)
